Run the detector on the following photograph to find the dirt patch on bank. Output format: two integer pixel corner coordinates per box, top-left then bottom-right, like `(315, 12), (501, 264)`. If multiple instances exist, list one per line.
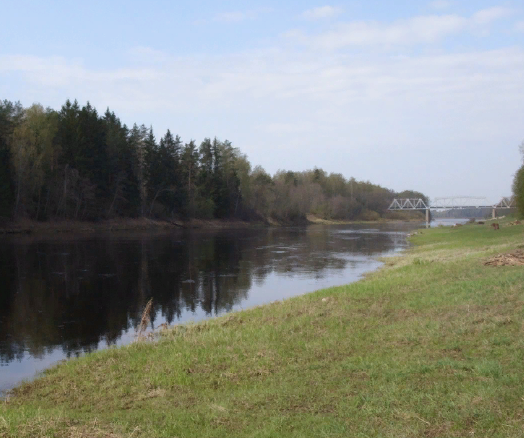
(484, 249), (524, 267)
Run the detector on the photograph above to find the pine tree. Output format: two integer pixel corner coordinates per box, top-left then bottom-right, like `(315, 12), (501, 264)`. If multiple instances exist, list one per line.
(144, 127), (169, 216)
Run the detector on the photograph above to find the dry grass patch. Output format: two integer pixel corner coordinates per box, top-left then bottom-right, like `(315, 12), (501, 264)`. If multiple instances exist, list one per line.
(0, 416), (123, 438)
(484, 249), (524, 266)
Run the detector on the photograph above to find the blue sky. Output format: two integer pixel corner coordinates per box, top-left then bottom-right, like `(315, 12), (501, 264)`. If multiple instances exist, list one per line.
(2, 0), (524, 203)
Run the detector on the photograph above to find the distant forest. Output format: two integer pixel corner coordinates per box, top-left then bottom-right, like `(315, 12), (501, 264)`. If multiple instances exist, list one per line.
(0, 99), (428, 223)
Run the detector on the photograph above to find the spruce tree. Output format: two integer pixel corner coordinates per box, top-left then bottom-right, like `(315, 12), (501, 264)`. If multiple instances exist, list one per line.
(181, 141), (199, 218)
(0, 101), (22, 219)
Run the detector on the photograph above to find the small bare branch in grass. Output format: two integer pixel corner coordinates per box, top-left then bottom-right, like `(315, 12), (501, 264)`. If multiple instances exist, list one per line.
(136, 298), (153, 341)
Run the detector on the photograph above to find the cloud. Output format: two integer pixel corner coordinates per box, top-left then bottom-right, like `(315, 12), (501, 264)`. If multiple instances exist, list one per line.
(3, 45), (522, 126)
(214, 11), (249, 23)
(302, 6), (342, 20)
(472, 7), (512, 25)
(195, 8), (273, 25)
(286, 8), (513, 50)
(127, 46), (169, 63)
(288, 14), (467, 50)
(0, 55), (160, 84)
(429, 0), (451, 10)
(515, 20), (524, 32)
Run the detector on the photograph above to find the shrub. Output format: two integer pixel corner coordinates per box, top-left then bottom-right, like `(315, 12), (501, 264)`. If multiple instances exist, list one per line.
(358, 209), (381, 221)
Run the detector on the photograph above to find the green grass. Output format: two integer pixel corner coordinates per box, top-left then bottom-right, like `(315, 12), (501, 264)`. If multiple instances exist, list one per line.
(2, 220), (524, 437)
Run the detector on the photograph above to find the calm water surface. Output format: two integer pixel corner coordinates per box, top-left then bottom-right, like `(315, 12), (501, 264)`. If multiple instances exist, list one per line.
(0, 223), (423, 394)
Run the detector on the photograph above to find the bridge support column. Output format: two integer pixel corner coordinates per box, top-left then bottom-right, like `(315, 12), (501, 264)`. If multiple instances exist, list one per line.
(425, 208), (429, 224)
(492, 208), (496, 219)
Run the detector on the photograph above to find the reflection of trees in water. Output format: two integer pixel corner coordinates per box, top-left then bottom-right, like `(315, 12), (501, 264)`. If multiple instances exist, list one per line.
(0, 225), (407, 364)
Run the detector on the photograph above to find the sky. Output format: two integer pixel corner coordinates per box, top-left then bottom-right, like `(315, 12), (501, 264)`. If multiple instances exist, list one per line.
(1, 0), (523, 204)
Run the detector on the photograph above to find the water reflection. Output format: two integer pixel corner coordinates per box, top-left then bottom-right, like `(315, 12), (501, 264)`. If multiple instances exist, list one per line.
(0, 223), (419, 392)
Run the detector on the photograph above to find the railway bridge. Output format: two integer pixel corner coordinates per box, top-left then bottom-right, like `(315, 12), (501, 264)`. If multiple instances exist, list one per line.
(388, 196), (516, 223)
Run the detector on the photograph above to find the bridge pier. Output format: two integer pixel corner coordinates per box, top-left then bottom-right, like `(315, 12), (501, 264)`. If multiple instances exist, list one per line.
(426, 208), (429, 224)
(492, 208), (496, 219)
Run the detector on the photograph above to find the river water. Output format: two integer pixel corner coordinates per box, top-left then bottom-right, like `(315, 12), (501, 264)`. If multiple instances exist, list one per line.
(0, 222), (425, 394)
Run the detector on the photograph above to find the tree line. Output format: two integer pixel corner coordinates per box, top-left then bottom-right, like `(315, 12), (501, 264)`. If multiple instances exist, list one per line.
(0, 99), (428, 223)
(514, 141), (524, 218)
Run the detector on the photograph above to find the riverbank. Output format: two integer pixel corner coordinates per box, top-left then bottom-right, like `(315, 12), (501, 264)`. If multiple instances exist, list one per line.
(0, 213), (424, 235)
(306, 212), (425, 225)
(0, 217), (267, 234)
(2, 218), (524, 437)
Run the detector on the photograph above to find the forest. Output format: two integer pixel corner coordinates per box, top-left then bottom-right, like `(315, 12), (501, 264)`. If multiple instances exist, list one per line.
(0, 99), (428, 224)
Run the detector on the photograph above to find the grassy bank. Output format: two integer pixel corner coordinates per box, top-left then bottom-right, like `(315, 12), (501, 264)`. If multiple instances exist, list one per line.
(2, 220), (524, 437)
(306, 213), (424, 225)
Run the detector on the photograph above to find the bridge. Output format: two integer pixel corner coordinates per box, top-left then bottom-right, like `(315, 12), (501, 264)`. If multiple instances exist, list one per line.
(388, 196), (516, 222)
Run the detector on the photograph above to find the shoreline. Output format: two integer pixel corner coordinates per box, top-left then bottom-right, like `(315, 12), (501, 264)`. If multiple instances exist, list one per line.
(305, 213), (425, 225)
(0, 223), (408, 395)
(0, 215), (425, 235)
(3, 217), (522, 437)
(0, 218), (265, 234)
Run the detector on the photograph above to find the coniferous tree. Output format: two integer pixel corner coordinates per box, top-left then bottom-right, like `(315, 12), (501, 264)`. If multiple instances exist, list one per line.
(215, 139), (239, 218)
(104, 110), (140, 217)
(211, 138), (227, 217)
(144, 127), (168, 216)
(198, 138), (214, 198)
(181, 140), (199, 218)
(161, 130), (183, 215)
(194, 138), (215, 218)
(128, 123), (148, 216)
(0, 100), (22, 218)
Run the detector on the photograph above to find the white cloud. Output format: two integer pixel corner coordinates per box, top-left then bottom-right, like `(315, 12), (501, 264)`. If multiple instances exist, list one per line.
(127, 46), (169, 63)
(302, 6), (342, 20)
(0, 55), (160, 84)
(287, 8), (513, 50)
(429, 0), (451, 10)
(3, 46), (522, 133)
(472, 7), (512, 25)
(195, 8), (273, 24)
(515, 20), (524, 32)
(214, 11), (249, 23)
(288, 14), (467, 50)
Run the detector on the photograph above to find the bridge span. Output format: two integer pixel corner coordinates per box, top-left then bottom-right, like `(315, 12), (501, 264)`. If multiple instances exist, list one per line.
(388, 196), (516, 223)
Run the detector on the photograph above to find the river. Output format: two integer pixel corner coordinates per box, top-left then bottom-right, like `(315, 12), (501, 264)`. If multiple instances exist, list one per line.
(0, 222), (427, 394)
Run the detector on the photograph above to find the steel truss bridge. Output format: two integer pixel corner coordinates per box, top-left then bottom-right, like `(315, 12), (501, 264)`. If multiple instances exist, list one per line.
(388, 196), (516, 221)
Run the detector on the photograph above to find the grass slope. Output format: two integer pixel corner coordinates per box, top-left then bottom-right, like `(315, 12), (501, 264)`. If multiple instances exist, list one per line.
(1, 221), (524, 437)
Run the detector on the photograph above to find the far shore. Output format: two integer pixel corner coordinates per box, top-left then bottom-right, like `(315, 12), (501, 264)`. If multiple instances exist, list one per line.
(0, 214), (427, 235)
